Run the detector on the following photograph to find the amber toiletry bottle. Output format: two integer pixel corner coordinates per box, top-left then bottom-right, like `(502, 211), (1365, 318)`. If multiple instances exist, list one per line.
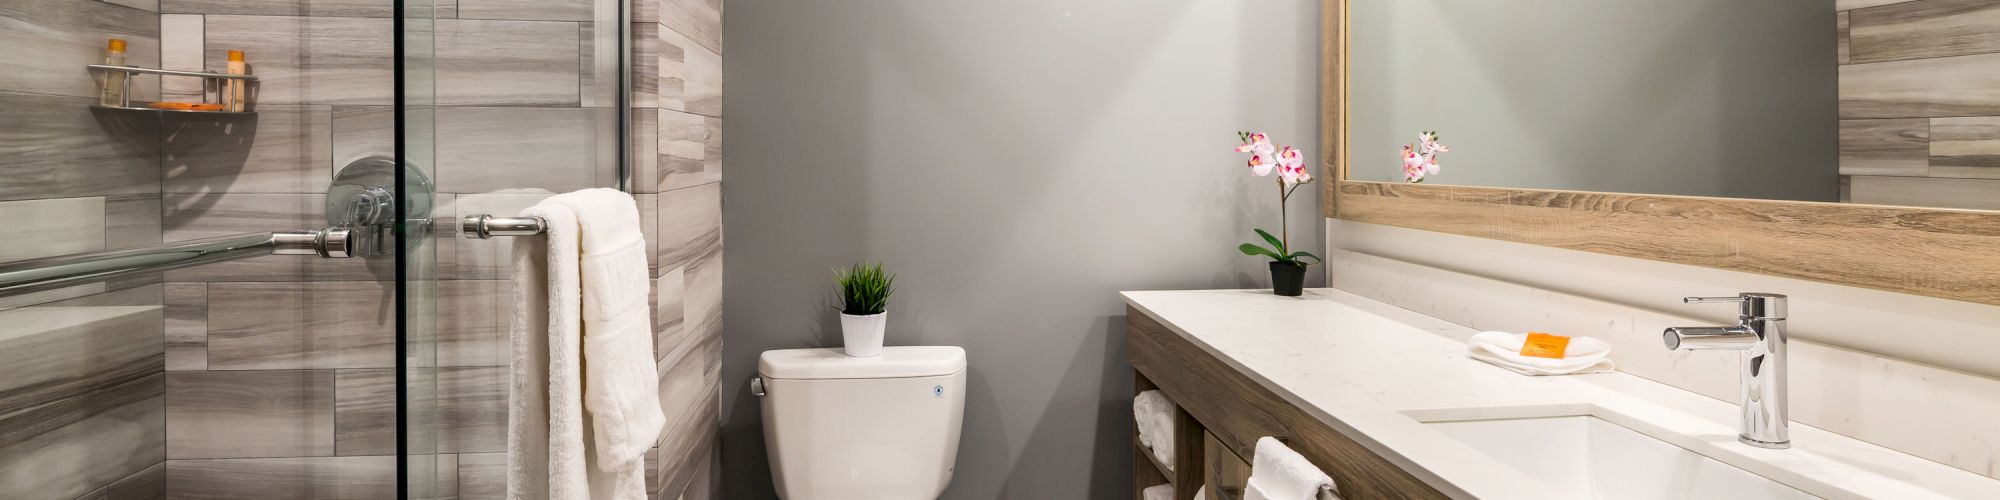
(99, 38), (128, 106)
(223, 50), (247, 112)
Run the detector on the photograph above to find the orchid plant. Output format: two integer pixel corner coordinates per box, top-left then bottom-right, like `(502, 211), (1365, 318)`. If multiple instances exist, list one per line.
(1234, 131), (1321, 269)
(1401, 131), (1450, 183)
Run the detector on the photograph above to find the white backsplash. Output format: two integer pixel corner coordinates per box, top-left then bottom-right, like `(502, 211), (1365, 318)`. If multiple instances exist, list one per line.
(1326, 220), (2000, 480)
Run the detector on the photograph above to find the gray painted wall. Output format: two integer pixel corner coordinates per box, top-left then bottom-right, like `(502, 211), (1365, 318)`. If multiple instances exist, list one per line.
(721, 1), (1321, 498)
(1348, 0), (1839, 202)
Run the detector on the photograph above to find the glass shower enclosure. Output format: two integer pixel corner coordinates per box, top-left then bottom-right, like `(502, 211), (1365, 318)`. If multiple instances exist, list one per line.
(0, 0), (626, 496)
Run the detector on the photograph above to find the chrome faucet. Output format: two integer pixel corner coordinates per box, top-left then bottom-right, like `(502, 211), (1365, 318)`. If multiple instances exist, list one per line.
(1662, 293), (1789, 449)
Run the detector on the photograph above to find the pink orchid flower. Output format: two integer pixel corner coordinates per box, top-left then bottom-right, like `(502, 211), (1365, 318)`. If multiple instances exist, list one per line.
(1247, 153), (1275, 176)
(1236, 132), (1274, 155)
(1276, 146), (1309, 184)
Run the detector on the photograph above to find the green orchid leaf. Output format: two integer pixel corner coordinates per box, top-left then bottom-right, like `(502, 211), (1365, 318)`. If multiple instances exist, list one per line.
(1238, 243), (1285, 261)
(1253, 228), (1287, 254)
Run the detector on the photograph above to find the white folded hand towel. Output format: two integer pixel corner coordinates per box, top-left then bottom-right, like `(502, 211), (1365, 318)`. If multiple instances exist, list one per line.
(1244, 437), (1338, 500)
(1133, 390), (1177, 470)
(1466, 331), (1615, 376)
(1142, 483), (1174, 500)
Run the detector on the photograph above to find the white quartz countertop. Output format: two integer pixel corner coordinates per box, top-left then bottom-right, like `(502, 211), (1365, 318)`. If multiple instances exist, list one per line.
(1121, 289), (2000, 500)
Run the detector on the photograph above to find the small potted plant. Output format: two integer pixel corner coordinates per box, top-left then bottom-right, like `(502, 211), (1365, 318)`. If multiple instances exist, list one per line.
(834, 261), (895, 357)
(1233, 131), (1321, 296)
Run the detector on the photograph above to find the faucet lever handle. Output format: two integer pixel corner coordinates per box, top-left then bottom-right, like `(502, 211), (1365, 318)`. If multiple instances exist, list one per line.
(1684, 293), (1787, 319)
(1684, 296), (1745, 304)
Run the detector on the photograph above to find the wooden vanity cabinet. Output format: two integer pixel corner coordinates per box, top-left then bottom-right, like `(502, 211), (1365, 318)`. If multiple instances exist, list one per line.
(1126, 307), (1449, 500)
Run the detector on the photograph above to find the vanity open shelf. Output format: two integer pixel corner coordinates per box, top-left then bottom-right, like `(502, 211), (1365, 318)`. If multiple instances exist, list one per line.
(87, 64), (256, 114)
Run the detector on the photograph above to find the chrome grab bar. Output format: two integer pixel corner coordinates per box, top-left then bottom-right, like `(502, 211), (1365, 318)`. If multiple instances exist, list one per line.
(0, 228), (357, 298)
(461, 214), (547, 239)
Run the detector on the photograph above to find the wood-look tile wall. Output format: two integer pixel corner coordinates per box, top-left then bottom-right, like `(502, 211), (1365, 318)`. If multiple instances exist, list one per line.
(0, 1), (169, 498)
(1838, 0), (2000, 210)
(1, 0), (722, 498)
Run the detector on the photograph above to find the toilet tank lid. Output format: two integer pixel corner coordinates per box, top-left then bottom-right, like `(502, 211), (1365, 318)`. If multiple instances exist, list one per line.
(759, 346), (966, 380)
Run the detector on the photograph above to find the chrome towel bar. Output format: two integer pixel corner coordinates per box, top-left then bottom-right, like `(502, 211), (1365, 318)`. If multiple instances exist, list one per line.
(461, 214), (547, 239)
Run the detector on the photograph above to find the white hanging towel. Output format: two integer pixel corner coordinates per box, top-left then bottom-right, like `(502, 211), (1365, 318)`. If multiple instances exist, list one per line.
(508, 189), (665, 500)
(1244, 437), (1339, 500)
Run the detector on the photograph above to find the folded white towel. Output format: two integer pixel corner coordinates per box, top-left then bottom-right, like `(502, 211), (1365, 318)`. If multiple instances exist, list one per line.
(1244, 437), (1338, 500)
(1466, 331), (1616, 376)
(508, 189), (664, 500)
(1133, 390), (1177, 470)
(1142, 483), (1174, 500)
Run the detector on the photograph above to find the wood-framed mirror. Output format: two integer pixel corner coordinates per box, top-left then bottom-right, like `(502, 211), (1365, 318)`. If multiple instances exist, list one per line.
(1318, 0), (2000, 306)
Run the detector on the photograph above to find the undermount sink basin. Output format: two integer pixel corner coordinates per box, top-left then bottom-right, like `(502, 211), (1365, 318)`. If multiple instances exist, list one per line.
(1423, 416), (1815, 500)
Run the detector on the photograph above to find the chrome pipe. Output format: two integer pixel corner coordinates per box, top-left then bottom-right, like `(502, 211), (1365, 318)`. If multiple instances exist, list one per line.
(0, 230), (344, 298)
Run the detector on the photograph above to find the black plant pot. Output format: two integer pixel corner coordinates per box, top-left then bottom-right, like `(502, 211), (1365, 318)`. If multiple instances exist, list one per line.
(1268, 261), (1306, 297)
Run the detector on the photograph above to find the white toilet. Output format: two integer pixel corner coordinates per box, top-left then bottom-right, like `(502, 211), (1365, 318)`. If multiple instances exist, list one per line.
(756, 346), (967, 500)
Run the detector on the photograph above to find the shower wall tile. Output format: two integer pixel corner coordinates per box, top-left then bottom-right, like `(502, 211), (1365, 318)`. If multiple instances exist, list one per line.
(333, 367), (506, 455)
(163, 105), (335, 194)
(682, 246), (722, 346)
(164, 0), (392, 18)
(160, 14), (204, 101)
(164, 456), (396, 499)
(0, 305), (162, 417)
(330, 105), (396, 171)
(636, 193), (661, 273)
(654, 317), (718, 423)
(631, 22), (661, 109)
(439, 279), (508, 367)
(165, 283), (209, 371)
(106, 461), (167, 500)
(330, 369), (392, 455)
(658, 110), (721, 191)
(106, 194), (164, 250)
(456, 0), (593, 22)
(456, 453), (506, 500)
(160, 193), (385, 282)
(656, 376), (718, 500)
(166, 370), (335, 459)
(653, 266), (685, 349)
(103, 0), (161, 13)
(0, 375), (164, 500)
(438, 19), (582, 106)
(654, 183), (721, 271)
(0, 197), (107, 262)
(0, 92), (161, 202)
(204, 281), (395, 370)
(0, 0), (161, 101)
(436, 107), (600, 193)
(653, 25), (721, 117)
(630, 109), (661, 193)
(202, 15), (393, 105)
(656, 0), (721, 55)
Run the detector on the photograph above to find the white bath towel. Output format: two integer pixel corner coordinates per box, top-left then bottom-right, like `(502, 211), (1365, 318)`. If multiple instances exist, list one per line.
(1142, 484), (1174, 500)
(508, 189), (664, 500)
(1133, 390), (1177, 471)
(1244, 437), (1338, 500)
(1466, 331), (1616, 376)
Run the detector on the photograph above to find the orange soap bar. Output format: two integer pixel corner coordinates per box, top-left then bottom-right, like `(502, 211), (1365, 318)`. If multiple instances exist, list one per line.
(149, 102), (225, 111)
(1519, 332), (1572, 359)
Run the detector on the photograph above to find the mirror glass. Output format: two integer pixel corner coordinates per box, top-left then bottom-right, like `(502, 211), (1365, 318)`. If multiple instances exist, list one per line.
(1347, 0), (1999, 211)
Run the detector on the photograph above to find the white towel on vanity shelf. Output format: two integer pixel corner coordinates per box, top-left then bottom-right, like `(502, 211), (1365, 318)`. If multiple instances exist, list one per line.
(1133, 390), (1177, 471)
(1142, 483), (1174, 500)
(1244, 437), (1338, 500)
(508, 189), (664, 500)
(1466, 331), (1615, 376)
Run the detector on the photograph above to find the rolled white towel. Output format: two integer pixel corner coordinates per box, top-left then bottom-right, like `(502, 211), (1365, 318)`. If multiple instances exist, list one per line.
(1466, 331), (1615, 376)
(1142, 483), (1174, 500)
(1133, 390), (1176, 470)
(1244, 437), (1338, 500)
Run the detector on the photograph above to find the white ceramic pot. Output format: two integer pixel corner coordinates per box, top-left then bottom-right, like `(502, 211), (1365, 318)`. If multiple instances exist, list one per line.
(839, 311), (887, 357)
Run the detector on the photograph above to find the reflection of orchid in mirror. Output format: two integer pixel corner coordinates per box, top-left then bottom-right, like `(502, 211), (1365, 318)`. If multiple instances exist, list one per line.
(1402, 130), (1450, 183)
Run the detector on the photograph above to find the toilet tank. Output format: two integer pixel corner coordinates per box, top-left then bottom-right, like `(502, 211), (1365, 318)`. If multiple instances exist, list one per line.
(758, 346), (967, 500)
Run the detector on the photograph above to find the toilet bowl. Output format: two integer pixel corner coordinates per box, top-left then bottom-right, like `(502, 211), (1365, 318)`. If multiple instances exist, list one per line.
(757, 346), (967, 500)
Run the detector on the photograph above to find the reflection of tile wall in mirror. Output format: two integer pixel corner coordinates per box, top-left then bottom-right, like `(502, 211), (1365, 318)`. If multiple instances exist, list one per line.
(1838, 1), (2000, 211)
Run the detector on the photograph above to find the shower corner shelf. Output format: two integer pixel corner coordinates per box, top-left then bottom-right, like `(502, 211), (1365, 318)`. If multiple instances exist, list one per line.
(87, 64), (258, 115)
